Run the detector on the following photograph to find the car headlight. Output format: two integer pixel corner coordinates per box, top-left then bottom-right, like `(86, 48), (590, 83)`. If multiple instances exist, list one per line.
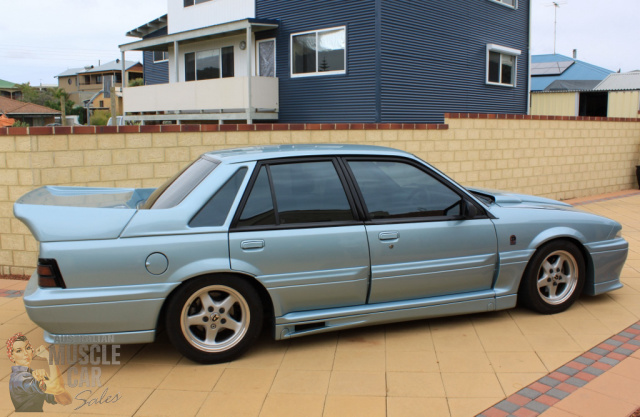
(615, 229), (623, 239)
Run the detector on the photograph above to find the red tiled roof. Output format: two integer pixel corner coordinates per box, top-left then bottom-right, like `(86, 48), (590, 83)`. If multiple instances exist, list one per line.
(0, 96), (60, 115)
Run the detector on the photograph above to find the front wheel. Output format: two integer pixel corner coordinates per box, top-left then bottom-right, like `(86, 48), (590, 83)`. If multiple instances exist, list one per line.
(165, 276), (263, 364)
(519, 241), (586, 314)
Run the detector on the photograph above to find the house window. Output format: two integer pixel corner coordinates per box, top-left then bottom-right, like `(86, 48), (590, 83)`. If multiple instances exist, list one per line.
(488, 0), (518, 8)
(184, 0), (212, 7)
(154, 51), (169, 63)
(96, 75), (102, 83)
(185, 47), (234, 81)
(486, 44), (521, 87)
(291, 27), (346, 76)
(84, 75), (90, 84)
(99, 100), (104, 107)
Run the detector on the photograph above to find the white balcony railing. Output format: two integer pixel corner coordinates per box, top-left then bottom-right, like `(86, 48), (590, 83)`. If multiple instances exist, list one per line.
(123, 76), (278, 114)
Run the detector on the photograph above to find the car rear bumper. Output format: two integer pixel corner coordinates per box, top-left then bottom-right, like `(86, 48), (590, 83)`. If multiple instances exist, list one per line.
(23, 273), (179, 338)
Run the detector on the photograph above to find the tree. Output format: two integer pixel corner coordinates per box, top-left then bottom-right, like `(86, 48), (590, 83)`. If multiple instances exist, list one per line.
(319, 57), (330, 72)
(50, 88), (69, 126)
(18, 83), (55, 106)
(17, 83), (85, 125)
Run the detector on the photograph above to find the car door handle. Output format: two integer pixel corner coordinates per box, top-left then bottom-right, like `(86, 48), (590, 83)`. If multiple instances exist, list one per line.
(378, 232), (399, 241)
(241, 240), (265, 250)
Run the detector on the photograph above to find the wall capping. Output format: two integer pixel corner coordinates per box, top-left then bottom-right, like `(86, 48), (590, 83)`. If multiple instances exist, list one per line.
(0, 122), (448, 136)
(444, 113), (640, 122)
(2, 113), (639, 137)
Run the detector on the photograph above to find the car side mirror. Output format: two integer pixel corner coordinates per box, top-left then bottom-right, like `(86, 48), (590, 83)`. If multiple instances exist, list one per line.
(463, 200), (478, 219)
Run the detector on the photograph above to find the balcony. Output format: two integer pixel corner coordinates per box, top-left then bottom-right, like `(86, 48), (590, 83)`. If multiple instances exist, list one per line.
(123, 76), (279, 123)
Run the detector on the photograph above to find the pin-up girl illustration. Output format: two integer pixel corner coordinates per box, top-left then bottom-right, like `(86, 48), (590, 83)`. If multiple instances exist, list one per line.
(7, 333), (72, 412)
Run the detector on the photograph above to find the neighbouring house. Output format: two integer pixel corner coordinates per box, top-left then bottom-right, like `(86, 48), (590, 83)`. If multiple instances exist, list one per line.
(56, 60), (144, 118)
(0, 79), (22, 100)
(0, 96), (60, 126)
(530, 54), (614, 117)
(119, 0), (530, 125)
(592, 71), (640, 118)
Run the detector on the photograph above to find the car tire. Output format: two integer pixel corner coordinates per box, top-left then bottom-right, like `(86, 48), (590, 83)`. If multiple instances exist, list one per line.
(165, 275), (263, 364)
(519, 240), (586, 314)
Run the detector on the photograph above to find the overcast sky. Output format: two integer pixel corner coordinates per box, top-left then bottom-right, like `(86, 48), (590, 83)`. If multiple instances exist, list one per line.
(1, 0), (639, 86)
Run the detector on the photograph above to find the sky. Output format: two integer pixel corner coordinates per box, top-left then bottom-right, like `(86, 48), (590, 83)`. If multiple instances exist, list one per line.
(1, 0), (640, 86)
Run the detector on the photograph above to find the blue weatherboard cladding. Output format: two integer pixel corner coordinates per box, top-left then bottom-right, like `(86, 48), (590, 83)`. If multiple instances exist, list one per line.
(143, 27), (169, 85)
(380, 0), (529, 123)
(256, 0), (378, 123)
(256, 0), (529, 124)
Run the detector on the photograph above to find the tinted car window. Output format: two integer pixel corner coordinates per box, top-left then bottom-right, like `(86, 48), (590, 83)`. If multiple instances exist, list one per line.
(348, 160), (463, 219)
(237, 166), (276, 227)
(145, 157), (220, 209)
(189, 168), (247, 227)
(237, 161), (354, 227)
(270, 161), (354, 224)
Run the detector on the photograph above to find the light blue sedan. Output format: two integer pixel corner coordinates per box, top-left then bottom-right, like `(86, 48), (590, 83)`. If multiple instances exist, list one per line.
(14, 145), (628, 363)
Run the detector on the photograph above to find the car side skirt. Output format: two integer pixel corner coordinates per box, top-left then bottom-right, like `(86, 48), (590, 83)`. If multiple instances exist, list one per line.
(43, 330), (156, 345)
(274, 290), (508, 340)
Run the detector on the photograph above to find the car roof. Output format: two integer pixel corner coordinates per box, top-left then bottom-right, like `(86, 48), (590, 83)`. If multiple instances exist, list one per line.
(203, 144), (413, 164)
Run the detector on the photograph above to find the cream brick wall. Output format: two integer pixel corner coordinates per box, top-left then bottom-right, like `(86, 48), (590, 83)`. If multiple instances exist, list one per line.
(1, 118), (639, 276)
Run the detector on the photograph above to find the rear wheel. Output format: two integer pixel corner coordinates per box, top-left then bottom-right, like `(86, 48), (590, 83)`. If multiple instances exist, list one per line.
(519, 241), (585, 314)
(166, 276), (263, 364)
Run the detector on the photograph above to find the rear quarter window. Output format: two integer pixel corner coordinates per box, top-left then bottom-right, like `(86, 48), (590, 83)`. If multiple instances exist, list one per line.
(144, 157), (220, 209)
(189, 168), (247, 227)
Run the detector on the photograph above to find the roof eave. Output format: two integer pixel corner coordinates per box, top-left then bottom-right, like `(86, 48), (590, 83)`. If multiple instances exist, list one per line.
(126, 14), (168, 39)
(119, 18), (279, 52)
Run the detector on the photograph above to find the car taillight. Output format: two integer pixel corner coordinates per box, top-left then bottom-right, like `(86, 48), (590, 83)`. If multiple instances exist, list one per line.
(37, 259), (66, 288)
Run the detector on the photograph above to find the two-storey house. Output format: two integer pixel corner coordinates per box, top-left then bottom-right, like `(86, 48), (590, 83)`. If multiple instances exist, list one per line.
(56, 60), (143, 113)
(120, 0), (530, 124)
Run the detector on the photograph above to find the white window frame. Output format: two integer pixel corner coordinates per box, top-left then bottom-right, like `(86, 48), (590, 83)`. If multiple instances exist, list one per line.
(488, 0), (518, 9)
(486, 44), (521, 87)
(257, 38), (276, 77)
(184, 46), (234, 82)
(153, 51), (169, 63)
(290, 26), (346, 78)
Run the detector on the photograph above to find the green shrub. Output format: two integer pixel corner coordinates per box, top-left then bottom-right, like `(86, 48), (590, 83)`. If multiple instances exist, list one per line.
(90, 110), (110, 126)
(128, 78), (144, 87)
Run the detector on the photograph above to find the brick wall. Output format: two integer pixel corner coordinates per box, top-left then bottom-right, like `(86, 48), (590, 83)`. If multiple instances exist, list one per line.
(1, 114), (639, 276)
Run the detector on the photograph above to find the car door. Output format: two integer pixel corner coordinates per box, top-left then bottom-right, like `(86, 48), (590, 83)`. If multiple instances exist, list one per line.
(345, 158), (498, 304)
(229, 159), (370, 316)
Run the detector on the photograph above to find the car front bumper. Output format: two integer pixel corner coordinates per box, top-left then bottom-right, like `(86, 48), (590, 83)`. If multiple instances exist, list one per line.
(584, 237), (628, 296)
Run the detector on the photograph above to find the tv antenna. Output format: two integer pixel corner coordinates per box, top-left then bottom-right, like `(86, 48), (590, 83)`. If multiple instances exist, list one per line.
(546, 1), (568, 54)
